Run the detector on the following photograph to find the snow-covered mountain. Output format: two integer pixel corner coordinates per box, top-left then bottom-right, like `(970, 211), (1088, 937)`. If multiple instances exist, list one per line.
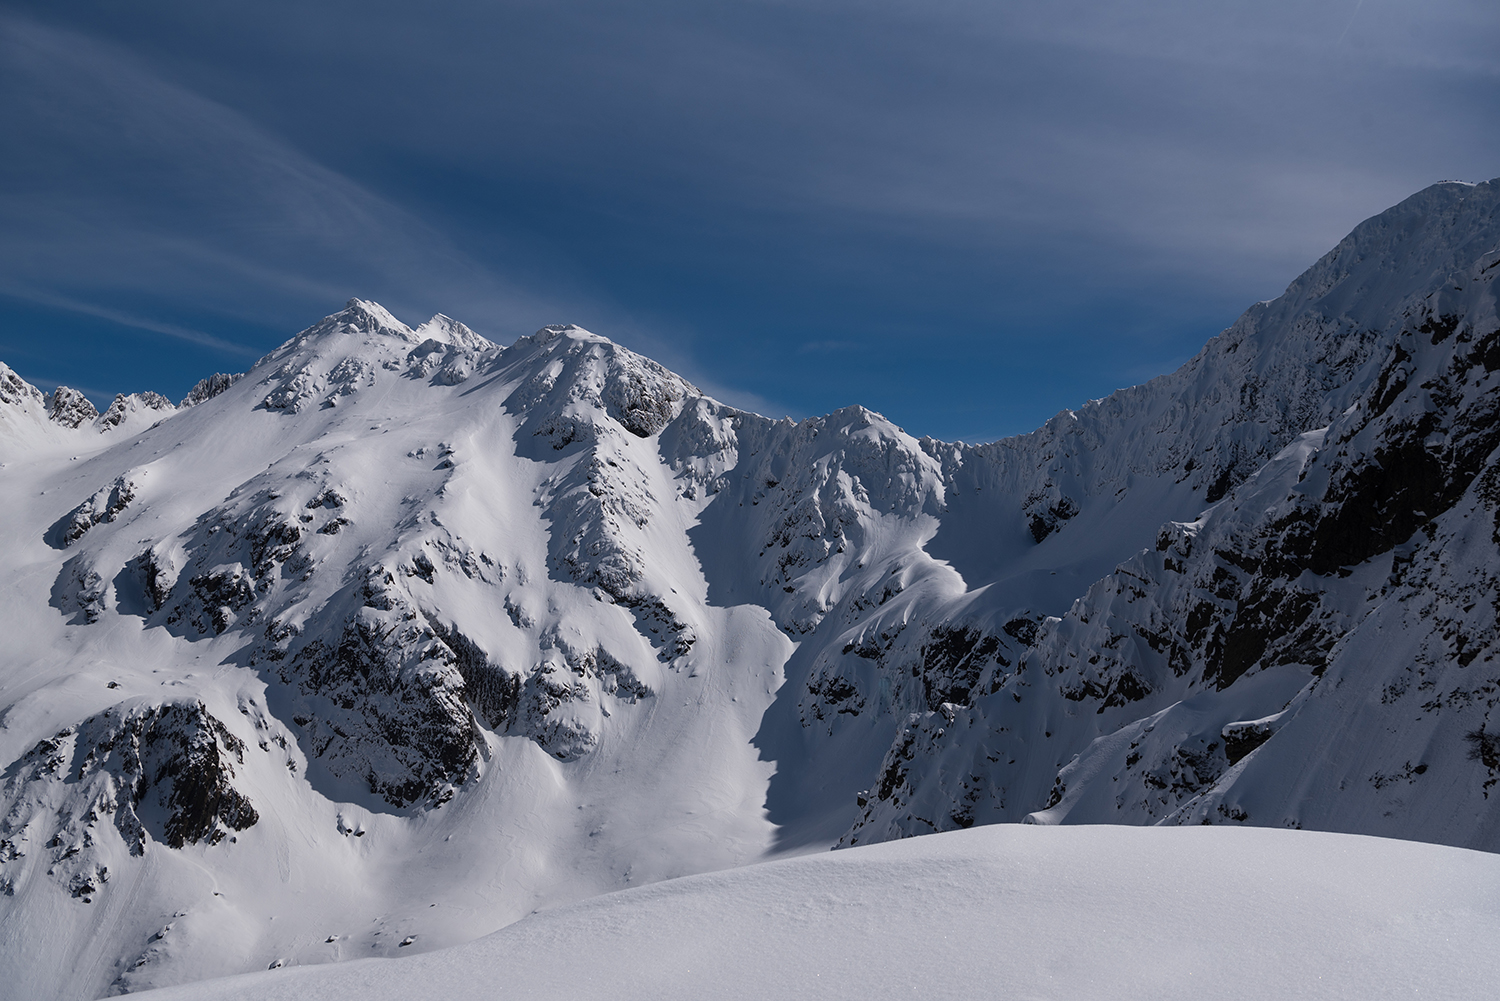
(2, 177), (1499, 998)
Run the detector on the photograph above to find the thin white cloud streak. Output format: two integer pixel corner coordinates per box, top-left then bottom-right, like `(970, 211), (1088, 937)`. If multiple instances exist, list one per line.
(1338, 0), (1367, 44)
(0, 14), (568, 350)
(0, 285), (260, 358)
(916, 0), (1500, 77)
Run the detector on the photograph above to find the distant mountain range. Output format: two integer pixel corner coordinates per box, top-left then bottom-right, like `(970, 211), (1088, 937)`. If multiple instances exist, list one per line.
(3, 177), (1499, 998)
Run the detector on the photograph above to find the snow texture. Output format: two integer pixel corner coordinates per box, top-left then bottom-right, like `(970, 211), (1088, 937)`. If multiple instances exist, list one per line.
(133, 824), (1500, 1001)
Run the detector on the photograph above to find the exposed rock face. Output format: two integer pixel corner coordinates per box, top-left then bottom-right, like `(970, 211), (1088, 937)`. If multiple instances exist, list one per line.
(0, 700), (259, 903)
(48, 387), (99, 428)
(54, 471), (143, 547)
(273, 591), (481, 806)
(99, 391), (175, 429)
(0, 362), (44, 411)
(179, 372), (242, 408)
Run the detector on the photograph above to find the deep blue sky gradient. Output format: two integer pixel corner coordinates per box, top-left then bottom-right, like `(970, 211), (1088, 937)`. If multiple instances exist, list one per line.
(2, 1), (1497, 441)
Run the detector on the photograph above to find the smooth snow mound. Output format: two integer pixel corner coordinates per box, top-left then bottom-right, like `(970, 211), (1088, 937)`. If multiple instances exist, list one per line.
(136, 824), (1500, 1001)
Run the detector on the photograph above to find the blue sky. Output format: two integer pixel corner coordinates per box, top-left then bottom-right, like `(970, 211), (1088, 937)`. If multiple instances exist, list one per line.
(2, 1), (1497, 441)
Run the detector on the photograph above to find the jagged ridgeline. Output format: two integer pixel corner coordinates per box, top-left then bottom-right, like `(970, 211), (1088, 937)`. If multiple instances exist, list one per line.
(2, 178), (1500, 998)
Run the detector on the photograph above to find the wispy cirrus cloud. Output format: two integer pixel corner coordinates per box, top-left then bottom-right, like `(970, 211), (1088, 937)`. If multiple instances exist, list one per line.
(0, 285), (261, 357)
(0, 13), (567, 360)
(0, 1), (1496, 440)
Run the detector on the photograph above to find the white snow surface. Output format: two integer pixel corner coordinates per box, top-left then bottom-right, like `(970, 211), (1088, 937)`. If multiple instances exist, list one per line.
(134, 824), (1500, 1001)
(3, 179), (1500, 998)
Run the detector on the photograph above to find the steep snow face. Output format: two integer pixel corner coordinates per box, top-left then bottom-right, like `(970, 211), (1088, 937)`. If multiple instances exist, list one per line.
(131, 825), (1500, 1001)
(3, 181), (1500, 998)
(844, 180), (1500, 849)
(929, 178), (1500, 585)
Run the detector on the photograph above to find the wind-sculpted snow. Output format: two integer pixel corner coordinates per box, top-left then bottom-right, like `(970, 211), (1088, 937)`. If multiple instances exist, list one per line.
(125, 826), (1500, 1001)
(4, 182), (1500, 998)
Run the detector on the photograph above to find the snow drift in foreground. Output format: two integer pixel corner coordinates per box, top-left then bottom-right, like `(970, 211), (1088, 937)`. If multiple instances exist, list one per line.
(134, 824), (1500, 1001)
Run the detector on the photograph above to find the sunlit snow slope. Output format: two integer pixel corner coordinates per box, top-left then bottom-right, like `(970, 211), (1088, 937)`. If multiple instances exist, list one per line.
(135, 825), (1500, 1001)
(3, 178), (1500, 998)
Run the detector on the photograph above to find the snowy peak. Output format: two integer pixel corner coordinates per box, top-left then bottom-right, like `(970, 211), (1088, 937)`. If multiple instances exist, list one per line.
(411, 313), (491, 351)
(0, 361), (46, 413)
(252, 301), (440, 412)
(500, 323), (700, 443)
(938, 179), (1500, 562)
(48, 387), (100, 428)
(405, 314), (495, 386)
(247, 306), (698, 431)
(250, 299), (422, 411)
(0, 361), (49, 438)
(98, 391), (176, 431)
(0, 363), (81, 454)
(291, 297), (416, 346)
(1241, 180), (1499, 333)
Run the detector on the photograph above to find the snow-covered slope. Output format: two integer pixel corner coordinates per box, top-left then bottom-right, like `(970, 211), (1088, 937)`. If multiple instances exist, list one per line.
(3, 177), (1500, 998)
(134, 825), (1500, 1001)
(0, 305), (797, 999)
(843, 179), (1500, 850)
